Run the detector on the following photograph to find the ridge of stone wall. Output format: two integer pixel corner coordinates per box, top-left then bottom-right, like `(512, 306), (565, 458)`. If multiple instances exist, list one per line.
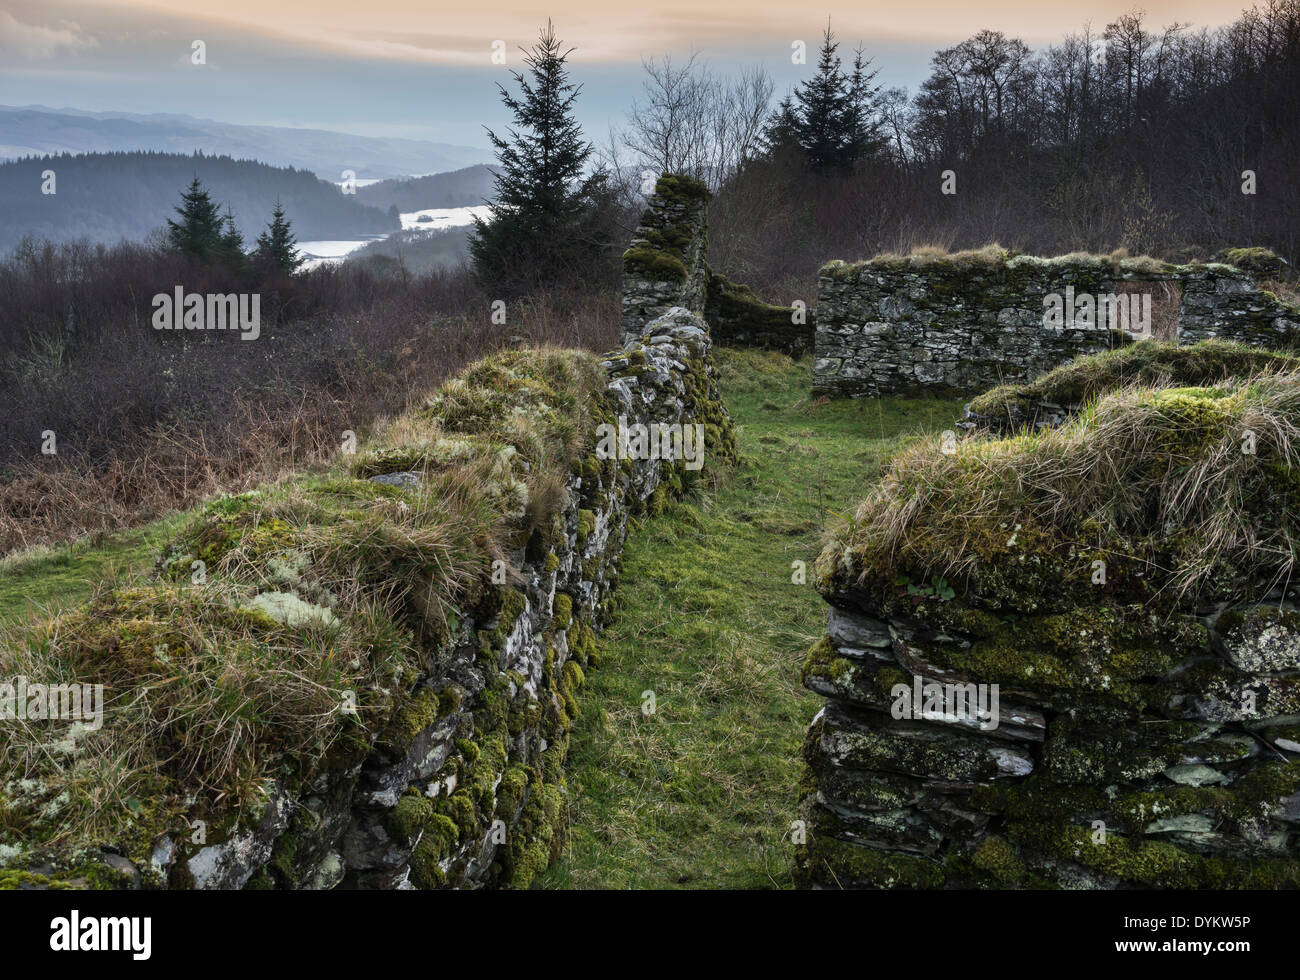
(6, 308), (736, 891)
(813, 253), (1300, 398)
(620, 173), (808, 355)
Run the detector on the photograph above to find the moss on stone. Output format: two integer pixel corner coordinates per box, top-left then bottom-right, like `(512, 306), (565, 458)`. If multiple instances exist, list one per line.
(968, 835), (1025, 885)
(576, 509), (596, 546)
(798, 833), (944, 889)
(623, 247), (688, 283)
(377, 687), (441, 754)
(967, 339), (1298, 431)
(1215, 246), (1287, 277)
(387, 791), (434, 841)
(408, 813), (460, 889)
(1009, 820), (1300, 888)
(552, 592), (573, 631)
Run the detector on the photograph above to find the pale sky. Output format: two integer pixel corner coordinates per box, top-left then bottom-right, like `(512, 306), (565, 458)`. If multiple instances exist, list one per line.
(0, 0), (1258, 146)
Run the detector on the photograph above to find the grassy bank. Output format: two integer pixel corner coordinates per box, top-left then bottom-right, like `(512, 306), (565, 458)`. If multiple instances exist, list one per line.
(540, 348), (963, 889)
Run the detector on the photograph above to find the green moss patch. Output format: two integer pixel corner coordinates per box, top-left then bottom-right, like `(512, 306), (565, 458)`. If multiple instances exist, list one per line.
(622, 174), (709, 287)
(968, 339), (1300, 431)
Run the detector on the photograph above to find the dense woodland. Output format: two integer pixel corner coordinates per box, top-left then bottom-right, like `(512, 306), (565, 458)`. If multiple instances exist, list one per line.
(694, 1), (1300, 293)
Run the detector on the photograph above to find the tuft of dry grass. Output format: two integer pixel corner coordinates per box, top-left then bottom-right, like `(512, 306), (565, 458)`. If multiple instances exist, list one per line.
(824, 368), (1300, 603)
(864, 242), (1011, 270)
(0, 580), (407, 849)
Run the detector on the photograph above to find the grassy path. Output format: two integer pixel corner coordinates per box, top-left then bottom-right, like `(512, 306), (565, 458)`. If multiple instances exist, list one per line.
(540, 349), (962, 889)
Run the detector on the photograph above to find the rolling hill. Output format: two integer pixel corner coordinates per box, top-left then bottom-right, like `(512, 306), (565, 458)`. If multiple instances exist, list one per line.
(356, 165), (496, 212)
(0, 150), (399, 253)
(0, 105), (490, 181)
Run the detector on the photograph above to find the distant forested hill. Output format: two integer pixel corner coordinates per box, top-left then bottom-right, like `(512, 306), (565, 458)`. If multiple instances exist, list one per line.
(0, 106), (489, 180)
(356, 165), (496, 212)
(0, 151), (399, 253)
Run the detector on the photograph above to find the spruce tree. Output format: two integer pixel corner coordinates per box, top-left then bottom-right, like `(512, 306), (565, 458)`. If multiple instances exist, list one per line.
(217, 206), (247, 269)
(469, 20), (611, 294)
(845, 45), (885, 162)
(166, 177), (224, 260)
(253, 200), (303, 275)
(762, 96), (803, 155)
(794, 25), (851, 170)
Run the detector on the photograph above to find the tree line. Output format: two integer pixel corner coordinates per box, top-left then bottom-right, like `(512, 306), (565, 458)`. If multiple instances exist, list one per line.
(0, 151), (397, 256)
(471, 2), (1300, 299)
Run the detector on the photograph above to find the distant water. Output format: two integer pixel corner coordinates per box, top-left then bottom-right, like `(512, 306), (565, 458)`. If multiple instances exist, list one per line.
(296, 205), (492, 270)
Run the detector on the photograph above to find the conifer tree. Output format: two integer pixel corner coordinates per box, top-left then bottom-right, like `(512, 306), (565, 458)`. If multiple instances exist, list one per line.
(762, 96), (803, 155)
(845, 45), (885, 162)
(794, 25), (851, 170)
(217, 206), (247, 269)
(469, 20), (612, 294)
(253, 200), (303, 275)
(775, 25), (883, 170)
(166, 177), (224, 260)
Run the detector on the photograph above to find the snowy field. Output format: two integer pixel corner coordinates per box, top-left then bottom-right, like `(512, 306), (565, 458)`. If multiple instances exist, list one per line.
(399, 205), (492, 230)
(295, 205), (491, 269)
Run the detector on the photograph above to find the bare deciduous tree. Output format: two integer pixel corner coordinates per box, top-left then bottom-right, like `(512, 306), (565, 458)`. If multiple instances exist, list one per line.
(621, 54), (773, 191)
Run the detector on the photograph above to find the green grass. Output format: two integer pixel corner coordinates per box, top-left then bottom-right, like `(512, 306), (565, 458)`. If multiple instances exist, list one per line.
(539, 348), (964, 889)
(0, 512), (189, 626)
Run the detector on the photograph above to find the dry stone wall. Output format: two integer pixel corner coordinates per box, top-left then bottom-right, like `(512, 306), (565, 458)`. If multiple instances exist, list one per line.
(813, 253), (1300, 398)
(796, 371), (1300, 889)
(798, 583), (1300, 889)
(620, 177), (713, 341)
(270, 308), (736, 891)
(11, 307), (735, 891)
(621, 174), (808, 355)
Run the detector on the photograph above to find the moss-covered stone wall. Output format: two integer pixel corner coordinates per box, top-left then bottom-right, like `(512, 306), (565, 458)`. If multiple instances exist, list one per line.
(964, 339), (1300, 434)
(621, 173), (806, 355)
(621, 175), (713, 341)
(705, 272), (811, 356)
(796, 371), (1300, 889)
(814, 250), (1300, 398)
(1, 308), (736, 891)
